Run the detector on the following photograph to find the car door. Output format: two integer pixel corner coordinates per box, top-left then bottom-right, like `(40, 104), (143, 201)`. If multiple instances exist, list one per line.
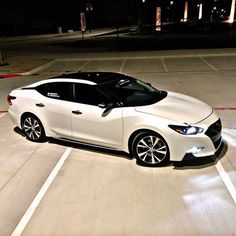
(36, 82), (73, 138)
(71, 83), (123, 148)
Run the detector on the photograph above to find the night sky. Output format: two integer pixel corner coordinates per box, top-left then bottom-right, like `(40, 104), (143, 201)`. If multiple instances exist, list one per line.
(0, 0), (234, 36)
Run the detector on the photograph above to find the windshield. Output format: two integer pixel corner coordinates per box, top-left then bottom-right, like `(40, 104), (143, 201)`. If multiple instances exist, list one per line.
(99, 75), (167, 107)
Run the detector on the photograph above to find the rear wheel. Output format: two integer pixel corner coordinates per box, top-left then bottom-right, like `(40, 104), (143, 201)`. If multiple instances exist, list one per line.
(132, 132), (169, 167)
(21, 115), (46, 142)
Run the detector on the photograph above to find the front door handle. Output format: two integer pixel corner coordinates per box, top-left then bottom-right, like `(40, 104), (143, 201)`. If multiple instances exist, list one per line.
(36, 103), (45, 107)
(72, 110), (82, 115)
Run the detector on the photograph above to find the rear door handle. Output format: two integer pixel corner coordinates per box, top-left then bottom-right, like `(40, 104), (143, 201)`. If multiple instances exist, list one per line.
(72, 110), (82, 115)
(36, 103), (45, 107)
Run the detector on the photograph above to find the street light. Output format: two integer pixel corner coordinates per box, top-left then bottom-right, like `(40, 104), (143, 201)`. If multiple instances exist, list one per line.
(85, 2), (93, 33)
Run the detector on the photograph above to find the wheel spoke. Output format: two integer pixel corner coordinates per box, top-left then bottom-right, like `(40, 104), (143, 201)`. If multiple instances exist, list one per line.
(139, 139), (149, 148)
(154, 146), (167, 155)
(137, 143), (149, 149)
(138, 150), (149, 158)
(24, 126), (31, 131)
(149, 136), (154, 146)
(27, 118), (33, 126)
(153, 137), (160, 147)
(34, 131), (41, 138)
(29, 131), (33, 139)
(152, 153), (161, 163)
(34, 124), (40, 128)
(151, 153), (156, 164)
(141, 153), (149, 162)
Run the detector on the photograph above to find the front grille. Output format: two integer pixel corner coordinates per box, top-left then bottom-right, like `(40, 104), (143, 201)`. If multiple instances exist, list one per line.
(205, 119), (222, 149)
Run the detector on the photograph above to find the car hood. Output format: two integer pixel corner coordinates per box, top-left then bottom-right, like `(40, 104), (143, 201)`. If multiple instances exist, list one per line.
(134, 91), (213, 124)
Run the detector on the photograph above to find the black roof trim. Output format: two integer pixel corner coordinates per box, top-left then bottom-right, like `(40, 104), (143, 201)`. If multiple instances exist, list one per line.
(50, 72), (129, 84)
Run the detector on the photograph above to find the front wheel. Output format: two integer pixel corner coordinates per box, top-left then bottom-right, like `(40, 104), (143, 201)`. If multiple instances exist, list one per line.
(21, 115), (46, 142)
(132, 132), (169, 167)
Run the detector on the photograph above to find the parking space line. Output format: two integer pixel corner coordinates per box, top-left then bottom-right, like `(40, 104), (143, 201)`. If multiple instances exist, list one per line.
(78, 60), (89, 71)
(0, 113), (6, 118)
(199, 56), (218, 71)
(215, 161), (236, 205)
(119, 58), (126, 72)
(161, 57), (168, 72)
(11, 147), (72, 236)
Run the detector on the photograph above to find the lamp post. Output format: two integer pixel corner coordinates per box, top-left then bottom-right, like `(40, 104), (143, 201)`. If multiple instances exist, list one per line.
(86, 2), (93, 33)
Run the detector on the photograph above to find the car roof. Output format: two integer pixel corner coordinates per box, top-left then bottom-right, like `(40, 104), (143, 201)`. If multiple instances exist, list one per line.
(51, 72), (128, 85)
(24, 72), (133, 88)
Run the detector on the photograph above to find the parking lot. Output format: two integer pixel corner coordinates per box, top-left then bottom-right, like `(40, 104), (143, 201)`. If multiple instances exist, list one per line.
(1, 50), (236, 235)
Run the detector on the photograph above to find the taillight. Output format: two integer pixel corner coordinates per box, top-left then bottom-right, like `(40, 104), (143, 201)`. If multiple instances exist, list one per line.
(7, 95), (16, 106)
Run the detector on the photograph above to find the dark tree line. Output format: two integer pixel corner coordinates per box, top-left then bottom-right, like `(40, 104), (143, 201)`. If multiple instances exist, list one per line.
(0, 0), (233, 36)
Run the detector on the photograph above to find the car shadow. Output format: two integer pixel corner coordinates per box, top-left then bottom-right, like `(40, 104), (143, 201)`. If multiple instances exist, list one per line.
(172, 140), (228, 170)
(14, 127), (26, 137)
(13, 127), (228, 168)
(48, 138), (132, 161)
(14, 126), (132, 161)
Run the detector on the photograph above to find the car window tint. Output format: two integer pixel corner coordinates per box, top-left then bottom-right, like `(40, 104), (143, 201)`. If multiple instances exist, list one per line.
(74, 83), (110, 106)
(36, 82), (73, 102)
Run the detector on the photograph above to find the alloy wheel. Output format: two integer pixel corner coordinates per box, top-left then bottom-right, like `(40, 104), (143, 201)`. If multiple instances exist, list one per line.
(23, 117), (42, 141)
(136, 135), (168, 165)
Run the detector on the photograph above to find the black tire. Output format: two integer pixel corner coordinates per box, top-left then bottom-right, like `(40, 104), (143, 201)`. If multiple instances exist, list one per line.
(132, 131), (170, 167)
(21, 114), (46, 142)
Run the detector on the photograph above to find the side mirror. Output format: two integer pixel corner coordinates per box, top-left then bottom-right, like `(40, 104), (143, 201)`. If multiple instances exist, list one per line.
(99, 102), (114, 116)
(98, 103), (107, 109)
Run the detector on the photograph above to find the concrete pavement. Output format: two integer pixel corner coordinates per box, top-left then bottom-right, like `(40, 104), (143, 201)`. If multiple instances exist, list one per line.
(0, 43), (236, 235)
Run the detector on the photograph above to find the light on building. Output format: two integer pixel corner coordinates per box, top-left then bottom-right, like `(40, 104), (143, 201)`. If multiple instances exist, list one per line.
(183, 1), (188, 22)
(198, 3), (203, 20)
(156, 7), (162, 31)
(228, 0), (236, 23)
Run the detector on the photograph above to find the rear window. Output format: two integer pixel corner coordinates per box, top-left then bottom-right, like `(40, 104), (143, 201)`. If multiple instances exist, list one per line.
(36, 82), (73, 102)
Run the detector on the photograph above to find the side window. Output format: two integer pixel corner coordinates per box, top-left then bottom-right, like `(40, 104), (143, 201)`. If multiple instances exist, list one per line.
(74, 84), (109, 106)
(36, 82), (73, 102)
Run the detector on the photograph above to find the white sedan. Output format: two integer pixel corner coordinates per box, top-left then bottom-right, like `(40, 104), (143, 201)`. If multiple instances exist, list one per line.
(8, 72), (222, 166)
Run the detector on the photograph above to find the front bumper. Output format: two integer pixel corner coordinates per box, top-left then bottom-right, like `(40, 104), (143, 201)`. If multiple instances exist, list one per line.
(168, 111), (222, 162)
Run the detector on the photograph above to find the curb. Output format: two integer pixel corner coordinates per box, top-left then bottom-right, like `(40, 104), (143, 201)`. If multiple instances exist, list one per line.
(0, 73), (23, 79)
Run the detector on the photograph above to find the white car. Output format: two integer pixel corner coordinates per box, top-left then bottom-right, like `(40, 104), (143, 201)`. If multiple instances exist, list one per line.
(8, 72), (222, 166)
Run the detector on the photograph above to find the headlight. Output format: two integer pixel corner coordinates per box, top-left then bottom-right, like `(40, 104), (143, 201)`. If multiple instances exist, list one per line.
(168, 125), (203, 135)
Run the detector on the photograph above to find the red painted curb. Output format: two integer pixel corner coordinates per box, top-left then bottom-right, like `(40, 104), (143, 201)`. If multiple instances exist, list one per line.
(214, 108), (236, 111)
(0, 73), (23, 79)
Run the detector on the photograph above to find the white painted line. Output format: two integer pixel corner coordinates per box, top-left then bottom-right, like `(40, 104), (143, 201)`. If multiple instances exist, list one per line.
(161, 57), (168, 72)
(22, 60), (56, 76)
(119, 58), (126, 72)
(57, 53), (236, 62)
(215, 160), (236, 205)
(199, 56), (218, 71)
(0, 113), (6, 118)
(11, 147), (72, 236)
(78, 60), (89, 71)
